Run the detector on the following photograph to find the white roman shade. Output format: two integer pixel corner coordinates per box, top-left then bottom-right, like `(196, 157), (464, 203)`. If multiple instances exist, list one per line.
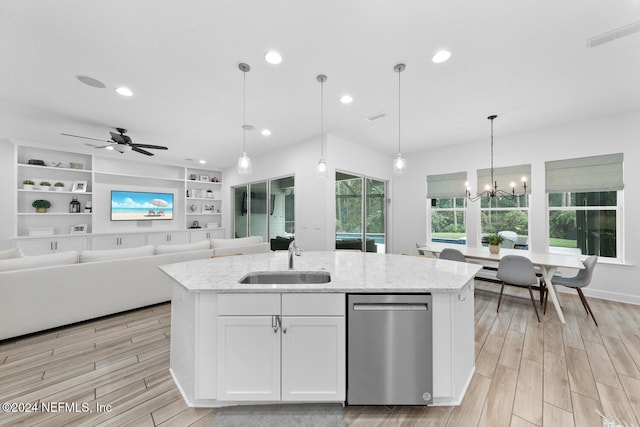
(476, 164), (531, 194)
(427, 172), (467, 198)
(545, 153), (623, 193)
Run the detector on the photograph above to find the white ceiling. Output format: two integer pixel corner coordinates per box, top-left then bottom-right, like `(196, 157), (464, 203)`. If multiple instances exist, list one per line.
(2, 0), (640, 169)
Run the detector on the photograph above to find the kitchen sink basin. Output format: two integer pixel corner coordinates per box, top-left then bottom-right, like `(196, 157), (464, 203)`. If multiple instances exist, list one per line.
(238, 270), (331, 284)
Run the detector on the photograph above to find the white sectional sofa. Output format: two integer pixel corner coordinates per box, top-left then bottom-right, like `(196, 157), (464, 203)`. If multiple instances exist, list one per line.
(0, 236), (269, 340)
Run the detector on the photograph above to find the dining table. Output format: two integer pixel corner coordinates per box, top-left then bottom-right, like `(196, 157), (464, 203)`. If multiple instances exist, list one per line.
(418, 243), (585, 324)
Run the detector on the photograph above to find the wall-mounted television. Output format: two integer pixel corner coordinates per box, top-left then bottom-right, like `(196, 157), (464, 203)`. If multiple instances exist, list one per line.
(111, 190), (174, 221)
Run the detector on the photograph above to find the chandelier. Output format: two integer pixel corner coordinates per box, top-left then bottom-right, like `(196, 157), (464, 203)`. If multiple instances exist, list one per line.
(466, 115), (527, 201)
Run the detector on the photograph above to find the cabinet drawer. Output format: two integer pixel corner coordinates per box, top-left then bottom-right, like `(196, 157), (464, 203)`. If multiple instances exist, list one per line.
(282, 293), (345, 316)
(218, 293), (280, 315)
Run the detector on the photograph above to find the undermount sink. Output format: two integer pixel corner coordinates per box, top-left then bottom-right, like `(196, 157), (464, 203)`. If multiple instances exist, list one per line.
(238, 270), (331, 285)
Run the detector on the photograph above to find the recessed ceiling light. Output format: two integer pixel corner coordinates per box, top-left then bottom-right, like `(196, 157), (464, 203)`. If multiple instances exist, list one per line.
(432, 50), (451, 64)
(199, 159), (206, 164)
(105, 145), (114, 150)
(261, 129), (271, 136)
(116, 87), (133, 97)
(340, 95), (354, 104)
(76, 75), (106, 89)
(265, 51), (282, 65)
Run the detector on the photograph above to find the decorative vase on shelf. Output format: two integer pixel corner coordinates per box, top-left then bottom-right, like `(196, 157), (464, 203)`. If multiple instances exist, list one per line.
(489, 245), (500, 254)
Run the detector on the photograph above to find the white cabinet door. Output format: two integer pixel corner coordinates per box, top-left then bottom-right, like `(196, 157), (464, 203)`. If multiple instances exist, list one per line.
(190, 229), (224, 242)
(147, 231), (188, 246)
(281, 316), (346, 401)
(90, 233), (146, 250)
(15, 236), (88, 255)
(216, 316), (281, 401)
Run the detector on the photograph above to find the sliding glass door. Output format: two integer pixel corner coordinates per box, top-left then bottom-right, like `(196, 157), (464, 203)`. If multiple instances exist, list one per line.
(233, 176), (295, 243)
(335, 171), (386, 253)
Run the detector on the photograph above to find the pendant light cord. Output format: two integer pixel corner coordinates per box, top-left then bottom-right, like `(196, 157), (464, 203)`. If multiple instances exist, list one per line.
(243, 70), (246, 153)
(398, 67), (401, 154)
(321, 77), (324, 159)
(489, 116), (495, 187)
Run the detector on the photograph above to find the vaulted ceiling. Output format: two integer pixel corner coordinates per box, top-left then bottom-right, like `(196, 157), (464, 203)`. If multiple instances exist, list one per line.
(2, 0), (639, 169)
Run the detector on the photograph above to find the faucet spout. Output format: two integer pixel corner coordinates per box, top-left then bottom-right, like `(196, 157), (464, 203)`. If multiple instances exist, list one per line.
(288, 240), (298, 270)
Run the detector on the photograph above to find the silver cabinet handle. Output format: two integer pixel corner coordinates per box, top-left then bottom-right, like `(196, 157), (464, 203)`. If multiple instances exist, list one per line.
(272, 315), (279, 333)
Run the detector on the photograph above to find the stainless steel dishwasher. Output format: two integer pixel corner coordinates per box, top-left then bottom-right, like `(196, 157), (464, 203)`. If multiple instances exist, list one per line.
(347, 293), (433, 405)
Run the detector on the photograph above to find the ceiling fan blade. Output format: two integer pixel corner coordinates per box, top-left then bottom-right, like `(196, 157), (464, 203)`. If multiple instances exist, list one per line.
(132, 146), (154, 156)
(132, 143), (168, 150)
(61, 133), (109, 143)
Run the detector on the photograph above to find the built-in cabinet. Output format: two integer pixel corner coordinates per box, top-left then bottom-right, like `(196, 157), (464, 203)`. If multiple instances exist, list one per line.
(13, 145), (226, 253)
(90, 233), (147, 250)
(14, 235), (89, 255)
(216, 293), (345, 402)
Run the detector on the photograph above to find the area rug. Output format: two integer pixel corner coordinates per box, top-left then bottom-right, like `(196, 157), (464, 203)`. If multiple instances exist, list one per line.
(211, 403), (345, 427)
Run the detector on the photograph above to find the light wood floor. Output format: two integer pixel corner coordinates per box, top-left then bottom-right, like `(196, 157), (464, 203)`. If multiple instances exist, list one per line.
(1, 283), (639, 427)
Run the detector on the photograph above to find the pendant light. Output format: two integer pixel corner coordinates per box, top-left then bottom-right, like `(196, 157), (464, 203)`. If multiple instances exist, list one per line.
(237, 63), (252, 174)
(393, 63), (407, 174)
(316, 74), (328, 178)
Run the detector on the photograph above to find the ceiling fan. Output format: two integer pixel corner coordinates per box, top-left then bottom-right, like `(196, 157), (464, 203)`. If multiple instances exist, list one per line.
(61, 128), (168, 156)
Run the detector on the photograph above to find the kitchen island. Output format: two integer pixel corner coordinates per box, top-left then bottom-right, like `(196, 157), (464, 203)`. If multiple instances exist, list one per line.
(159, 251), (481, 407)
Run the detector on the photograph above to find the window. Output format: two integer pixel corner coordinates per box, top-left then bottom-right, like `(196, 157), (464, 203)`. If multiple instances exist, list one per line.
(427, 172), (467, 244)
(548, 191), (618, 257)
(546, 153), (623, 258)
(480, 194), (529, 248)
(477, 165), (531, 248)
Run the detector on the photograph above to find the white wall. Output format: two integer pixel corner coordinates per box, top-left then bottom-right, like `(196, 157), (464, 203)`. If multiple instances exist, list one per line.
(223, 134), (392, 251)
(391, 109), (640, 303)
(0, 140), (16, 250)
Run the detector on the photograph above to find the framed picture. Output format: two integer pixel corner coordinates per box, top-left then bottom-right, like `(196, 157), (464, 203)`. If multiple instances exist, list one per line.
(69, 224), (87, 234)
(72, 181), (87, 192)
(199, 175), (210, 182)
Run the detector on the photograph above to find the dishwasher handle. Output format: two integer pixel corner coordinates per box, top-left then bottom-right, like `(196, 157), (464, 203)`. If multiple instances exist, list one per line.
(353, 303), (429, 311)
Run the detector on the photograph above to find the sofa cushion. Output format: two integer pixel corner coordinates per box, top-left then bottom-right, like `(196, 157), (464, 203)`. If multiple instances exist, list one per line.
(0, 247), (23, 260)
(211, 236), (263, 249)
(0, 250), (78, 272)
(80, 245), (155, 263)
(213, 243), (270, 257)
(155, 240), (211, 255)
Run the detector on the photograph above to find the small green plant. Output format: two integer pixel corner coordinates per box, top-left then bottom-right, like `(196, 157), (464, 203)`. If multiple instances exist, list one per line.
(32, 199), (51, 209)
(23, 179), (35, 185)
(485, 233), (504, 246)
(54, 182), (65, 187)
(39, 181), (51, 187)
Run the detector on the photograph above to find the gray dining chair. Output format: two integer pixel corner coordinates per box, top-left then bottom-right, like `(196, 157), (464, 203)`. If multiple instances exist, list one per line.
(439, 248), (466, 263)
(500, 239), (516, 249)
(496, 255), (547, 322)
(552, 255), (598, 326)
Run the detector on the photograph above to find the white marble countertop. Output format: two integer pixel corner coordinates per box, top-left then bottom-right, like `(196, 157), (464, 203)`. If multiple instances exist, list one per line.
(158, 251), (482, 293)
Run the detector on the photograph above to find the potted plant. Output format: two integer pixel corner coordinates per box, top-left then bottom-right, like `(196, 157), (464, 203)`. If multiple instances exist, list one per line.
(485, 233), (504, 254)
(39, 181), (51, 191)
(32, 199), (51, 213)
(54, 182), (65, 191)
(22, 179), (35, 190)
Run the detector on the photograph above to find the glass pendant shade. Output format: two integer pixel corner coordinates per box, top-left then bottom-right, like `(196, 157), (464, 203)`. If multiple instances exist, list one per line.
(317, 158), (328, 177)
(237, 151), (252, 174)
(393, 153), (407, 174)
